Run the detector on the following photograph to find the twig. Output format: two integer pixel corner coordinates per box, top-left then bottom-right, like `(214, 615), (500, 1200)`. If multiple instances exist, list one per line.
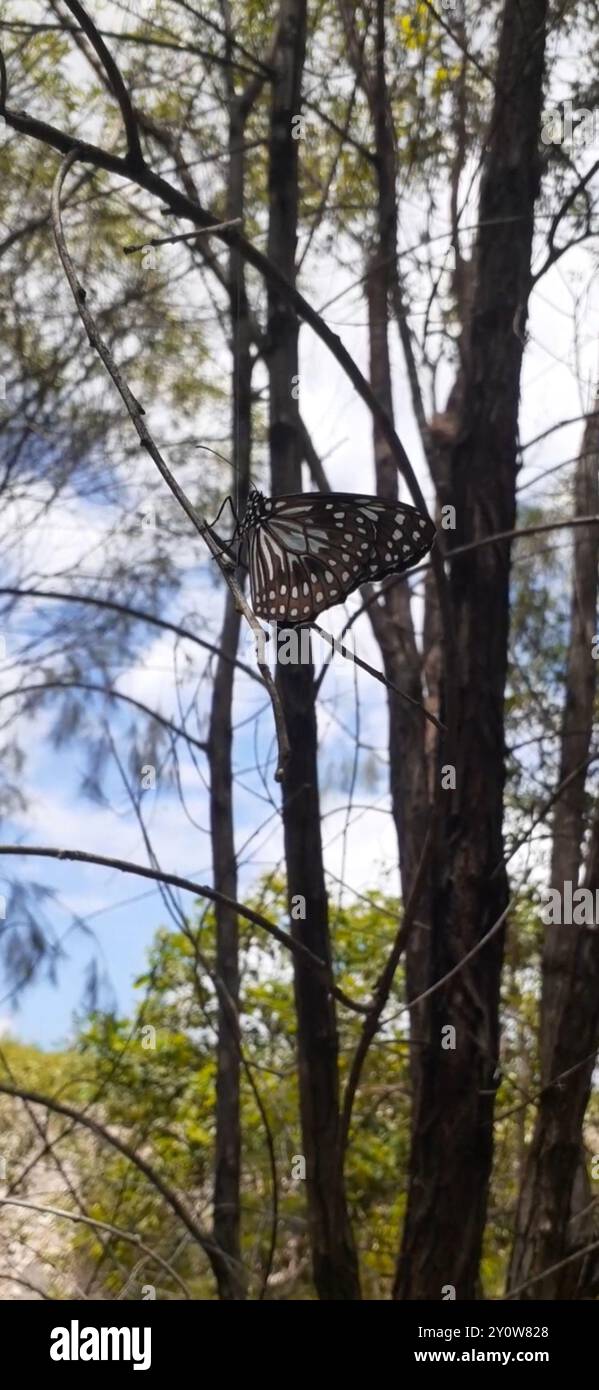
(0, 1197), (191, 1299)
(395, 884), (516, 1021)
(123, 218), (242, 254)
(0, 1080), (228, 1281)
(338, 514), (599, 637)
(0, 842), (368, 1015)
(0, 586), (265, 684)
(337, 827), (434, 1171)
(447, 513), (599, 560)
(311, 623), (446, 733)
(533, 157), (599, 284)
(61, 0), (144, 168)
(506, 1235), (599, 1299)
(0, 679), (208, 753)
(519, 411), (599, 452)
(50, 148), (289, 781)
(496, 1049), (599, 1126)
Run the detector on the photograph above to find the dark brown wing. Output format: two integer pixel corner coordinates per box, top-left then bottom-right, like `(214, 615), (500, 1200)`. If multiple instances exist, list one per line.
(247, 493), (434, 623)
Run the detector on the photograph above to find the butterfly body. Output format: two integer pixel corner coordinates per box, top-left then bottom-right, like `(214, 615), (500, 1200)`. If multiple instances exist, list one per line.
(236, 490), (435, 624)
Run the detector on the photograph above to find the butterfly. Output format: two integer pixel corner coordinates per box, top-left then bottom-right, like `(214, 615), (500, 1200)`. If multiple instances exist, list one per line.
(233, 490), (436, 624)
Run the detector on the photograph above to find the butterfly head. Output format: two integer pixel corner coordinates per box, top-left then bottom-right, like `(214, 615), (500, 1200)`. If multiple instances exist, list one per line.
(238, 489), (271, 536)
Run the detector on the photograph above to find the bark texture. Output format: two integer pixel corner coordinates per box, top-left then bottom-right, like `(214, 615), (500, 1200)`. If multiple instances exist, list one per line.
(208, 37), (256, 1297)
(266, 0), (361, 1299)
(395, 0), (549, 1299)
(508, 398), (599, 1298)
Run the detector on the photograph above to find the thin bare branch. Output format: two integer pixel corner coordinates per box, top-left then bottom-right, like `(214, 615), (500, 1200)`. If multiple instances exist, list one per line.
(0, 1080), (228, 1283)
(124, 218), (242, 254)
(0, 586), (265, 684)
(0, 842), (368, 1015)
(0, 1197), (191, 1298)
(338, 826), (434, 1170)
(506, 1235), (599, 1299)
(50, 148), (289, 780)
(312, 623), (446, 732)
(0, 680), (208, 753)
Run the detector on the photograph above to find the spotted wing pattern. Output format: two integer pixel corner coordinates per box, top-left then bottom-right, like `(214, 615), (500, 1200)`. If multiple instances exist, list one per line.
(240, 492), (435, 623)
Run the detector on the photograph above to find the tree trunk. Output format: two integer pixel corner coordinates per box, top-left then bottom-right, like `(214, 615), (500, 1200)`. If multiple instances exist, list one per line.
(338, 0), (434, 1134)
(363, 0), (433, 1064)
(508, 397), (599, 1298)
(266, 0), (361, 1299)
(209, 82), (253, 1300)
(209, 593), (244, 1299)
(395, 0), (548, 1299)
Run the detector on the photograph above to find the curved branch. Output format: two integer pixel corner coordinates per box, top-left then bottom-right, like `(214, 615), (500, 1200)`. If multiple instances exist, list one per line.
(50, 149), (289, 781)
(520, 410), (599, 453)
(533, 157), (599, 283)
(3, 70), (456, 740)
(337, 827), (434, 1172)
(0, 842), (368, 1015)
(1, 96), (429, 517)
(506, 1235), (599, 1300)
(0, 680), (208, 753)
(0, 586), (265, 685)
(0, 1081), (228, 1285)
(0, 1196), (191, 1298)
(61, 0), (144, 168)
(311, 623), (445, 732)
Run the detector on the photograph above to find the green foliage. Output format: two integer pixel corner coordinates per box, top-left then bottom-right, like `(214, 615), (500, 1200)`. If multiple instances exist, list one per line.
(0, 883), (552, 1299)
(483, 895), (544, 1294)
(26, 882), (543, 1299)
(66, 881), (413, 1298)
(0, 1038), (84, 1207)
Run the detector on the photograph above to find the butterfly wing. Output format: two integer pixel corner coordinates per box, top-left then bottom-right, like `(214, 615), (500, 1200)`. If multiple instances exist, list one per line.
(246, 493), (434, 623)
(247, 495), (376, 621)
(361, 497), (436, 581)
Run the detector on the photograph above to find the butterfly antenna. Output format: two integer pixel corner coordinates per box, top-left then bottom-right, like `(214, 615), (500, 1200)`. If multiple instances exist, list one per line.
(193, 444), (233, 469)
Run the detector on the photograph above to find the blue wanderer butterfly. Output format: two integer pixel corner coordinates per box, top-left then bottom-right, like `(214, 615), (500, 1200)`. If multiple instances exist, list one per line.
(231, 490), (436, 624)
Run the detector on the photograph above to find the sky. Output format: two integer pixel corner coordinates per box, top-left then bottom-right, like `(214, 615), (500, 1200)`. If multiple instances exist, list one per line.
(2, 6), (599, 1049)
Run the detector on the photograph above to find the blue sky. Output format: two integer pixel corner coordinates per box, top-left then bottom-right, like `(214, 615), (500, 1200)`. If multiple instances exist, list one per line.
(2, 174), (598, 1052)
